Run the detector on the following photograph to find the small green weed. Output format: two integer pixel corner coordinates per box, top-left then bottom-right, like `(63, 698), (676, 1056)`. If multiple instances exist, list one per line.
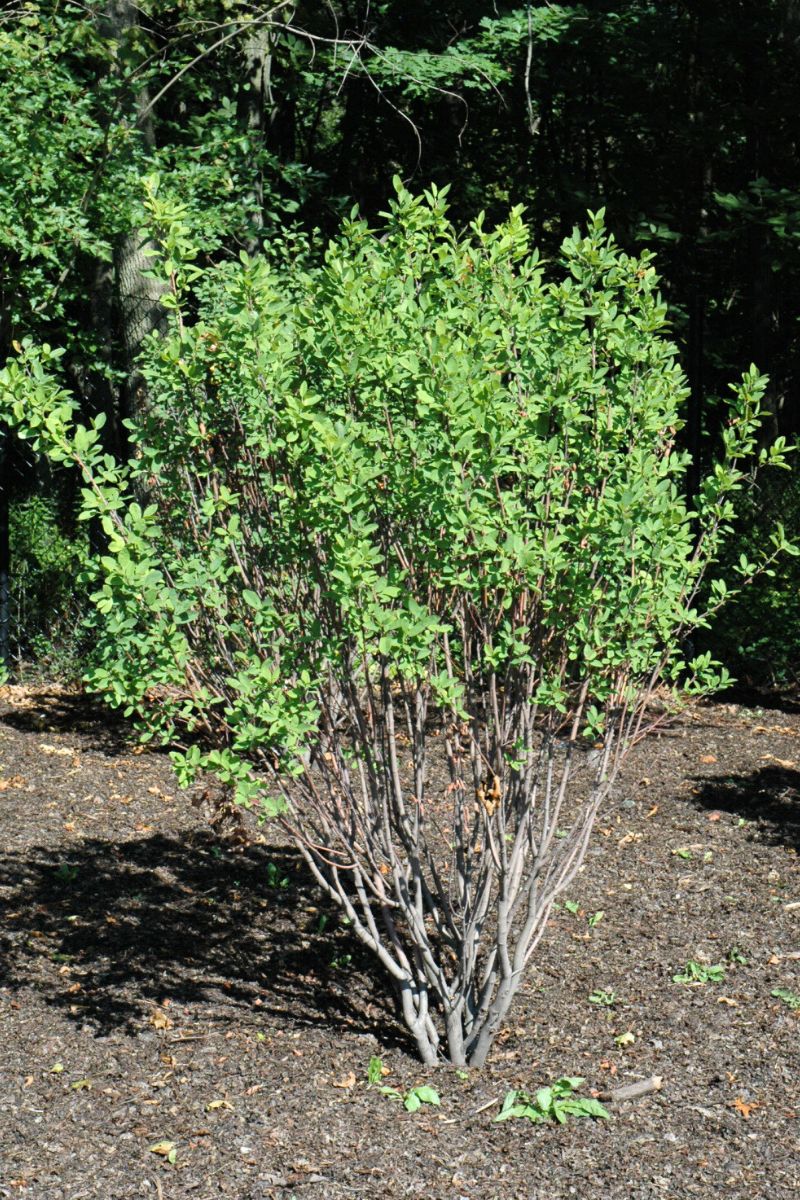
(367, 1056), (440, 1113)
(367, 1056), (384, 1085)
(384, 1083), (441, 1113)
(771, 988), (800, 1011)
(265, 861), (290, 889)
(54, 864), (79, 885)
(561, 901), (603, 930)
(495, 1077), (609, 1125)
(727, 946), (748, 965)
(673, 960), (726, 984)
(588, 989), (616, 1006)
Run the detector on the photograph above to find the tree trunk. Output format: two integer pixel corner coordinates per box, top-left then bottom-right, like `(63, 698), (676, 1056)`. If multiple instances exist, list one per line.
(100, 0), (167, 422)
(115, 228), (167, 416)
(240, 24), (274, 248)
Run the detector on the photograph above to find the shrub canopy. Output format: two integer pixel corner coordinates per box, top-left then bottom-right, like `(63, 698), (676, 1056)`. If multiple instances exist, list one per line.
(0, 187), (790, 1063)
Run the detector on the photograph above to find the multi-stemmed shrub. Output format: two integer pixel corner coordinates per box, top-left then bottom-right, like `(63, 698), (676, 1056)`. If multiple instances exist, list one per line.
(0, 185), (791, 1065)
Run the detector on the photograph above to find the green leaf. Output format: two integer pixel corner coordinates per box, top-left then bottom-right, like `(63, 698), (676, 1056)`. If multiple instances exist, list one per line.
(772, 988), (800, 1011)
(367, 1056), (383, 1085)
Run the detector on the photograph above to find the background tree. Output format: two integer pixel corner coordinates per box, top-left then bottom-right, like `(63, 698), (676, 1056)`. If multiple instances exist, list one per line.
(2, 0), (799, 675)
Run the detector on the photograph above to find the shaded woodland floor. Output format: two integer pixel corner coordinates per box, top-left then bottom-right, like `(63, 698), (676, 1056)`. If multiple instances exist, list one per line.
(0, 684), (798, 1199)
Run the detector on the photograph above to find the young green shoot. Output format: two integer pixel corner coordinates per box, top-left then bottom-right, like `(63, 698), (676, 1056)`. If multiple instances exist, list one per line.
(589, 989), (617, 1006)
(673, 961), (726, 984)
(368, 1056), (440, 1112)
(495, 1077), (609, 1125)
(771, 988), (800, 1011)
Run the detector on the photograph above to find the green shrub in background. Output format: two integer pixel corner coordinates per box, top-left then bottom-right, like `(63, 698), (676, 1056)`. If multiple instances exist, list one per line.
(701, 468), (800, 685)
(0, 186), (792, 1065)
(7, 493), (90, 679)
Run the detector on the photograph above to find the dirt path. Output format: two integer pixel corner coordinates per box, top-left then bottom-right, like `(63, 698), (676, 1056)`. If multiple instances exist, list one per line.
(0, 686), (798, 1199)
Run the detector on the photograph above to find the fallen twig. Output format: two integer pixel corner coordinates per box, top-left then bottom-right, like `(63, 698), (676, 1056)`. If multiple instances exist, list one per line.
(598, 1075), (663, 1103)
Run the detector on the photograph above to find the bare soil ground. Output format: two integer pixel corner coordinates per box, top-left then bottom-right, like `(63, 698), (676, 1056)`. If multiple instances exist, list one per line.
(0, 684), (798, 1200)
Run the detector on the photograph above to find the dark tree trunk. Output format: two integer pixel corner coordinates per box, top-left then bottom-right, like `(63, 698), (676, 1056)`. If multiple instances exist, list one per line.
(115, 227), (168, 416)
(239, 24), (275, 248)
(100, 0), (167, 423)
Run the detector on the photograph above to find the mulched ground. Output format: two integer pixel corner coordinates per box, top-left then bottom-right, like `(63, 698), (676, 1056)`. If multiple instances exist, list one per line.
(0, 684), (798, 1200)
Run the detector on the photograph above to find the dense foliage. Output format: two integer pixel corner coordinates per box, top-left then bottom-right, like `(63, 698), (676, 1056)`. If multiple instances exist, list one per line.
(1, 190), (791, 1061)
(6, 494), (89, 673)
(2, 1), (800, 676)
(701, 471), (800, 685)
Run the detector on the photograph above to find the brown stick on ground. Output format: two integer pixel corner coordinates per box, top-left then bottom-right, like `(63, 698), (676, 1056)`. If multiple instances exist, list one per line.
(598, 1075), (663, 1103)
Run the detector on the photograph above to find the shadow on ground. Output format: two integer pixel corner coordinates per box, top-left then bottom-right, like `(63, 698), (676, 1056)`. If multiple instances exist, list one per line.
(711, 682), (800, 714)
(0, 687), (132, 754)
(0, 830), (401, 1045)
(689, 764), (800, 852)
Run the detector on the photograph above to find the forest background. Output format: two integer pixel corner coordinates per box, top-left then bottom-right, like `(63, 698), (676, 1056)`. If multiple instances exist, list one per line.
(2, 0), (800, 684)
